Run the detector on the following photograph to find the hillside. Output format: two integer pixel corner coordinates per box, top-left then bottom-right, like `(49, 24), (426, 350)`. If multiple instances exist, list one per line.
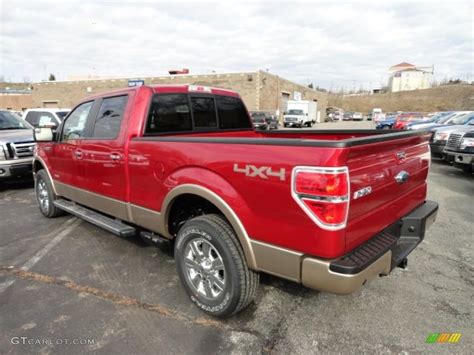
(328, 85), (474, 113)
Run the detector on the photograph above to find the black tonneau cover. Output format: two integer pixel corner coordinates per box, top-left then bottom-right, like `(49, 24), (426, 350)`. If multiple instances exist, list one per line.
(135, 129), (431, 148)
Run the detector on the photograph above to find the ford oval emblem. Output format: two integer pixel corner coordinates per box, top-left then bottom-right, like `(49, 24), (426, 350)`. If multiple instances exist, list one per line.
(395, 170), (409, 184)
(396, 151), (406, 163)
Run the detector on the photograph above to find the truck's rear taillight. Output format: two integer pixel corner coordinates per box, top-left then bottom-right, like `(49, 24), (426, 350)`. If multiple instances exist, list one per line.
(292, 167), (350, 231)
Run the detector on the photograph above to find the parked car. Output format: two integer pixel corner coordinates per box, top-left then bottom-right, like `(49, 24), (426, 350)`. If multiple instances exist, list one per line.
(0, 110), (35, 180)
(8, 110), (24, 117)
(366, 113), (372, 121)
(351, 112), (363, 121)
(283, 109), (305, 127)
(33, 84), (438, 317)
(343, 112), (353, 121)
(283, 106), (315, 128)
(407, 111), (453, 130)
(372, 108), (386, 123)
(250, 112), (268, 130)
(23, 108), (70, 131)
(443, 123), (474, 172)
(265, 116), (279, 130)
(410, 111), (471, 131)
(392, 113), (426, 130)
(333, 111), (344, 121)
(429, 113), (474, 157)
(285, 100), (318, 126)
(250, 112), (279, 131)
(376, 116), (397, 129)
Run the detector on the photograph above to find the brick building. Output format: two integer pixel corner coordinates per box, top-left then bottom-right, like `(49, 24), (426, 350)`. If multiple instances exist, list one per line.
(1, 71), (327, 120)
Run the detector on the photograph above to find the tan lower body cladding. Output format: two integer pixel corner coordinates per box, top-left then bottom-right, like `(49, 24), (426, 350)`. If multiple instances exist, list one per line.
(55, 181), (167, 234)
(54, 181), (391, 294)
(251, 239), (392, 294)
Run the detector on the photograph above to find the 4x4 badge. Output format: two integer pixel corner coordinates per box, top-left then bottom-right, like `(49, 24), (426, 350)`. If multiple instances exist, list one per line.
(233, 163), (286, 181)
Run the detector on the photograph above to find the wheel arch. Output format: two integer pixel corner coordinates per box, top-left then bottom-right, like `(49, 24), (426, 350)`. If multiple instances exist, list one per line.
(33, 157), (58, 195)
(162, 184), (257, 269)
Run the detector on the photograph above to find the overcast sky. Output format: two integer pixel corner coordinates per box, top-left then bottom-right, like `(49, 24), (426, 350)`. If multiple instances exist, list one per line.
(1, 1), (472, 90)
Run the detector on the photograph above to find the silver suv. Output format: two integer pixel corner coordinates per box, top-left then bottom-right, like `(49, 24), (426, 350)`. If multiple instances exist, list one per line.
(0, 110), (35, 180)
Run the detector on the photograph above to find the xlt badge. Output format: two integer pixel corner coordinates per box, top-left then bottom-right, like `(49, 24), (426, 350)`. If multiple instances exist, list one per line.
(353, 186), (372, 199)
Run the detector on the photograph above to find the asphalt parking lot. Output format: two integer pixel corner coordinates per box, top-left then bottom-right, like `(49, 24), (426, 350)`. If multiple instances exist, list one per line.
(0, 121), (472, 354)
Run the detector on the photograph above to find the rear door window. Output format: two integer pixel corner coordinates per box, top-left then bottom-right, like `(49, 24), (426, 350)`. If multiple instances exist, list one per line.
(217, 96), (251, 129)
(146, 94), (192, 134)
(191, 97), (217, 128)
(92, 95), (128, 139)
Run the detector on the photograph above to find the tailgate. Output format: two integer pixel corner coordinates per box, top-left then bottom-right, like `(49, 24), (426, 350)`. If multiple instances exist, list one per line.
(344, 133), (431, 252)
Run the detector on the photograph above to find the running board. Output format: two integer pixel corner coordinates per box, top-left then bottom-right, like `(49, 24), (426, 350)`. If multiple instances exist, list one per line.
(53, 199), (136, 237)
(140, 231), (172, 247)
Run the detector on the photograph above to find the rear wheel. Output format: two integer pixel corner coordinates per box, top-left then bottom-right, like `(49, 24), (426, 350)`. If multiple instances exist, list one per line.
(35, 170), (65, 218)
(175, 214), (259, 317)
(454, 163), (473, 173)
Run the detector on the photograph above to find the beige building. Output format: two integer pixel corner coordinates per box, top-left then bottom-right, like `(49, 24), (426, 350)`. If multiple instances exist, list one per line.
(1, 70), (327, 120)
(0, 90), (32, 111)
(388, 62), (433, 92)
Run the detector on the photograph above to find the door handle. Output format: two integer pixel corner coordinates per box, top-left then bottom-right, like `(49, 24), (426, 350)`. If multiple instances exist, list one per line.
(109, 153), (122, 161)
(74, 150), (83, 159)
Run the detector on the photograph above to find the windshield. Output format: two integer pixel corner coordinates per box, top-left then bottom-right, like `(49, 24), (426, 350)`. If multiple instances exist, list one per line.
(438, 113), (457, 124)
(0, 111), (30, 130)
(288, 109), (304, 115)
(56, 111), (70, 120)
(430, 112), (451, 122)
(253, 117), (265, 122)
(452, 113), (474, 125)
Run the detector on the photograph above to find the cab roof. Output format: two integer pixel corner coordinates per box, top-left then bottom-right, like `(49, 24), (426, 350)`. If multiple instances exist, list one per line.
(81, 84), (240, 102)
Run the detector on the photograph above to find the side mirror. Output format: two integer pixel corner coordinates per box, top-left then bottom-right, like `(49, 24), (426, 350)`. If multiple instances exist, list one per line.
(34, 127), (54, 142)
(41, 122), (57, 129)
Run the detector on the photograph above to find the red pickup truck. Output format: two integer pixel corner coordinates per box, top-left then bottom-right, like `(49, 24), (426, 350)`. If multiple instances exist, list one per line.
(33, 85), (438, 317)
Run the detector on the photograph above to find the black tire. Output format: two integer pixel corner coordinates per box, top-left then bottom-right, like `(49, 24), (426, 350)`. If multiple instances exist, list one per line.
(454, 162), (473, 173)
(175, 214), (259, 317)
(35, 170), (65, 218)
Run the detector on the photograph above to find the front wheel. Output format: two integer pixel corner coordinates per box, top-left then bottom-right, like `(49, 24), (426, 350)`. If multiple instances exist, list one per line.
(35, 170), (65, 218)
(454, 162), (473, 173)
(175, 214), (259, 317)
